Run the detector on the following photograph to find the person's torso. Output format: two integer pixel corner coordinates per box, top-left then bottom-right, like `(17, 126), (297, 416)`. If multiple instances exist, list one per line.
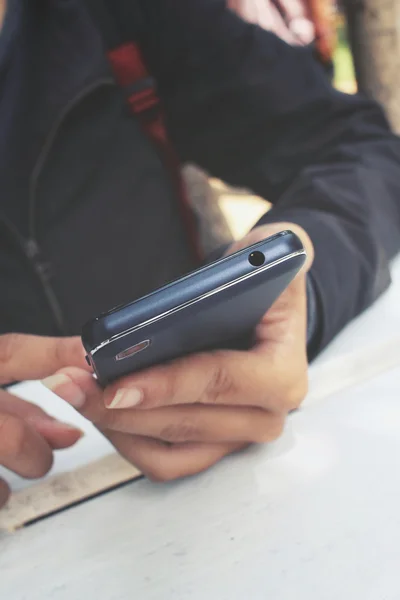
(0, 0), (196, 337)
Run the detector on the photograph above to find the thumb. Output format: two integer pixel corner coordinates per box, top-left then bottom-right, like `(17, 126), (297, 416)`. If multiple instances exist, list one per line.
(0, 334), (89, 385)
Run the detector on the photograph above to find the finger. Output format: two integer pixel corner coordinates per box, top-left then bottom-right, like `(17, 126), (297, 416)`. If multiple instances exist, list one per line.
(0, 334), (89, 385)
(106, 431), (246, 482)
(0, 412), (54, 478)
(102, 350), (284, 411)
(30, 419), (83, 450)
(0, 388), (52, 419)
(43, 351), (303, 426)
(42, 369), (284, 444)
(103, 404), (285, 445)
(42, 368), (105, 423)
(104, 346), (306, 413)
(0, 478), (10, 509)
(101, 276), (308, 413)
(0, 389), (83, 450)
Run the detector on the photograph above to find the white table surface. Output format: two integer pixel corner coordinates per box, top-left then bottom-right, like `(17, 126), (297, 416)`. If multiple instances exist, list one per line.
(1, 257), (400, 600)
(3, 255), (400, 493)
(1, 365), (400, 600)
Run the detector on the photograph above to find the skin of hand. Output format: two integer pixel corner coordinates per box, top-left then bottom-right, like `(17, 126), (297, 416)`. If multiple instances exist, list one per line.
(0, 334), (89, 508)
(43, 222), (314, 482)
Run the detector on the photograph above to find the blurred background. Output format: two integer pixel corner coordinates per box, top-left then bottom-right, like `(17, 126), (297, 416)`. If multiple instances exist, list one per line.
(185, 0), (398, 250)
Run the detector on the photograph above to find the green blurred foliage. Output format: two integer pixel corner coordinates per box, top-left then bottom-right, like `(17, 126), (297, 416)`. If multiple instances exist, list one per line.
(334, 18), (356, 85)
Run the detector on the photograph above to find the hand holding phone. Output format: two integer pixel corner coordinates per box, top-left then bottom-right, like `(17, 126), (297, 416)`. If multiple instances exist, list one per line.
(82, 230), (306, 386)
(45, 223), (313, 482)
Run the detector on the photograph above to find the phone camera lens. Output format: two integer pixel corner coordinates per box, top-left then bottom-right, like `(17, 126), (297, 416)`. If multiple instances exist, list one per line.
(248, 251), (265, 267)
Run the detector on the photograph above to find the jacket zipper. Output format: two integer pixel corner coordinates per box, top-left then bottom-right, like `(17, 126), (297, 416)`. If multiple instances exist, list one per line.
(0, 216), (67, 333)
(25, 78), (114, 334)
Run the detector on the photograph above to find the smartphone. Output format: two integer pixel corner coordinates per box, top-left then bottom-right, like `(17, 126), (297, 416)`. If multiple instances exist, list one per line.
(82, 231), (306, 386)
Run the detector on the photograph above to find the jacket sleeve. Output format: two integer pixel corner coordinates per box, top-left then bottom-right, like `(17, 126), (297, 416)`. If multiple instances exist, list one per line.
(138, 0), (400, 355)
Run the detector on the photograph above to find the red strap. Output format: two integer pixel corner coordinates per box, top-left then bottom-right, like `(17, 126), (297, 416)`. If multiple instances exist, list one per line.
(107, 42), (203, 264)
(108, 43), (147, 85)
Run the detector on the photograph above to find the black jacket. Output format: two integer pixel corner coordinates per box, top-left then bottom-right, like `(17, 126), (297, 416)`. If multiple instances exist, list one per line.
(1, 0), (400, 357)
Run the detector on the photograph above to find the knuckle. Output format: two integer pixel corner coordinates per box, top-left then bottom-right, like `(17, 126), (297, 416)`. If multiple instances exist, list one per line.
(146, 467), (175, 483)
(0, 413), (53, 478)
(144, 449), (181, 483)
(284, 376), (309, 412)
(254, 413), (285, 443)
(0, 479), (10, 508)
(52, 339), (64, 368)
(204, 360), (236, 404)
(269, 416), (286, 441)
(91, 411), (111, 431)
(269, 368), (309, 413)
(0, 334), (19, 364)
(0, 334), (20, 382)
(159, 419), (202, 443)
(0, 413), (26, 457)
(145, 456), (191, 484)
(33, 452), (54, 478)
(160, 368), (179, 404)
(52, 338), (80, 370)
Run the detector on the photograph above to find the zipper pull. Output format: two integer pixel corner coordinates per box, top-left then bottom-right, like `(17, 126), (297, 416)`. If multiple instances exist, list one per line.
(25, 239), (52, 281)
(25, 238), (40, 259)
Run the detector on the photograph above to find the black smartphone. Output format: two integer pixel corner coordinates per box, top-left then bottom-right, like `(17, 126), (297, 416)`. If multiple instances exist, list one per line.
(82, 231), (306, 386)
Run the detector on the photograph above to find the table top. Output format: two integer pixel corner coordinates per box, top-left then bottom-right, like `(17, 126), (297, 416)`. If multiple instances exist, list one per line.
(2, 365), (400, 600)
(1, 257), (400, 600)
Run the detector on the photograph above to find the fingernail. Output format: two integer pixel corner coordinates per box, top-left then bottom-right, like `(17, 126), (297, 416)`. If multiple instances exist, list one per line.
(107, 388), (143, 410)
(41, 374), (86, 409)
